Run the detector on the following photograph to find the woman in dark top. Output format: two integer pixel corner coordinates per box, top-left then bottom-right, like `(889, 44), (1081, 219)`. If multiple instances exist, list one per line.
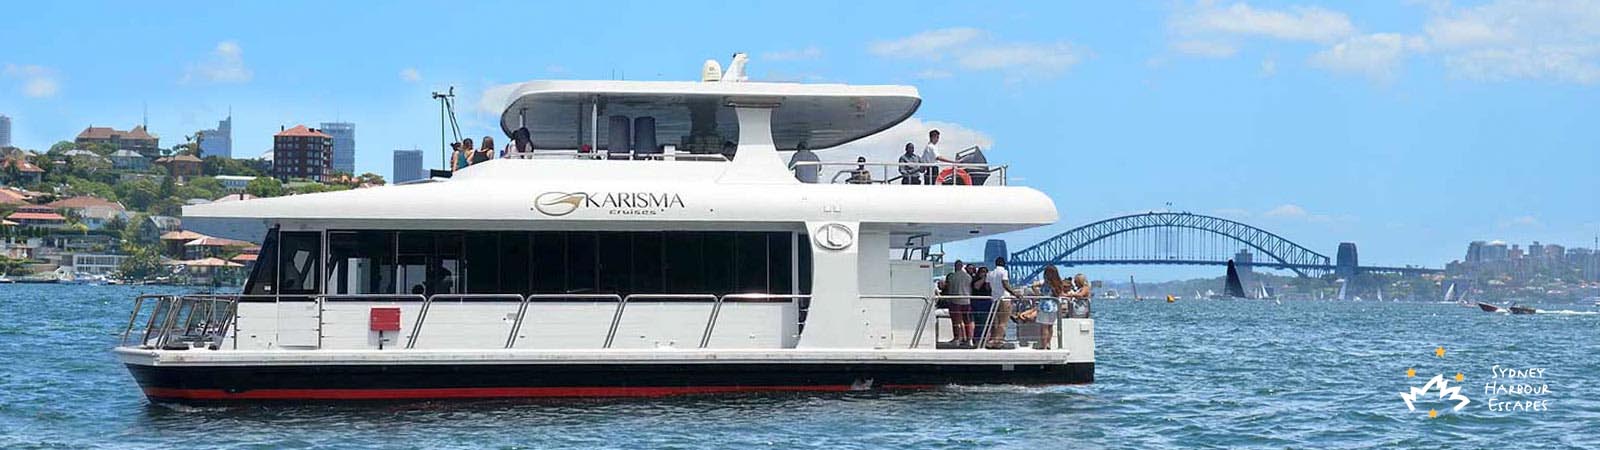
(471, 136), (495, 165)
(970, 266), (993, 343)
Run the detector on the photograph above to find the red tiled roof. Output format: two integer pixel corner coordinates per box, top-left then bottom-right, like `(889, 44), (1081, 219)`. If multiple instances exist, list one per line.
(230, 253), (259, 262)
(160, 230), (209, 241)
(5, 212), (67, 221)
(0, 189), (32, 205)
(76, 125), (157, 141)
(156, 154), (202, 163)
(2, 158), (44, 173)
(46, 196), (125, 211)
(275, 125), (331, 139)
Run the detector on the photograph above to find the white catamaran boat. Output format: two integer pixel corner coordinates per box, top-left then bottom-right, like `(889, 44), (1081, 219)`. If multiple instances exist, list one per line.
(115, 60), (1094, 403)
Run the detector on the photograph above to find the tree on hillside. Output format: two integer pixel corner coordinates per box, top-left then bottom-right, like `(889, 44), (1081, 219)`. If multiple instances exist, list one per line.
(202, 156), (264, 177)
(48, 141), (76, 155)
(245, 177), (284, 198)
(116, 246), (166, 281)
(358, 172), (386, 186)
(117, 179), (161, 211)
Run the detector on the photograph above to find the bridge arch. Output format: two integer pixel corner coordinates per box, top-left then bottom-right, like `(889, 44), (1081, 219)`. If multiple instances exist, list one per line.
(1007, 212), (1331, 282)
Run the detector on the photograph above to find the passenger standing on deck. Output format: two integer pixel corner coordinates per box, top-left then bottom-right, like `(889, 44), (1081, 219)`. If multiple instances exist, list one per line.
(945, 260), (975, 347)
(848, 156), (873, 184)
(1032, 266), (1068, 349)
(788, 141), (820, 183)
(506, 127), (532, 157)
(898, 143), (923, 184)
(472, 136), (495, 165)
(450, 142), (469, 171)
(920, 129), (956, 183)
(970, 266), (992, 342)
(984, 257), (1023, 349)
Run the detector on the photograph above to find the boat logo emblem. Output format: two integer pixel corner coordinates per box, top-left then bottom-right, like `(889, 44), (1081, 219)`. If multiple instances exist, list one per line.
(534, 192), (588, 216)
(816, 223), (854, 250)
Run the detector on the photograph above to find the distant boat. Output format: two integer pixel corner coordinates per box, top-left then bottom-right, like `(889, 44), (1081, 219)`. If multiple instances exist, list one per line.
(1477, 302), (1502, 313)
(1224, 260), (1247, 299)
(1166, 294), (1176, 303)
(1509, 305), (1537, 315)
(1336, 278), (1347, 301)
(1130, 275), (1142, 301)
(1377, 286), (1385, 302)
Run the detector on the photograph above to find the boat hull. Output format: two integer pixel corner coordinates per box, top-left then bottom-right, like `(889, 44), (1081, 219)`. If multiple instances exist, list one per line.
(126, 361), (1094, 403)
(1477, 303), (1500, 312)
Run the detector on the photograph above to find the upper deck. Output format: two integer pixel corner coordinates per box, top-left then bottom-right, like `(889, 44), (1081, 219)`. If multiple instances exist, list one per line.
(499, 80), (921, 152)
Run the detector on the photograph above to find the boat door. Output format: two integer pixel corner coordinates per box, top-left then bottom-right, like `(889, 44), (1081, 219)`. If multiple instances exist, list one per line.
(275, 231), (323, 348)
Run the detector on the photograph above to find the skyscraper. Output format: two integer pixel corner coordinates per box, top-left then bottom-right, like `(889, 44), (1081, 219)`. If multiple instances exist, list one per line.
(198, 113), (232, 158)
(0, 114), (11, 148)
(320, 122), (355, 174)
(393, 149), (425, 183)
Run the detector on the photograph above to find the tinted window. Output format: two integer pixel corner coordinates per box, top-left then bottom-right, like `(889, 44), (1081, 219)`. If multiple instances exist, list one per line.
(278, 231), (321, 295)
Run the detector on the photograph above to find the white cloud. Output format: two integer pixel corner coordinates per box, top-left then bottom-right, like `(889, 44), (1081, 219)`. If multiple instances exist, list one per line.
(825, 117), (994, 166)
(956, 42), (1084, 75)
(476, 83), (519, 117)
(1173, 2), (1356, 44)
(182, 40), (253, 84)
(399, 68), (421, 82)
(1262, 204), (1309, 219)
(762, 46), (824, 61)
(869, 27), (984, 59)
(1499, 215), (1542, 228)
(1310, 33), (1428, 81)
(1260, 203), (1351, 223)
(1424, 0), (1600, 84)
(1259, 57), (1278, 77)
(870, 28), (1085, 78)
(1171, 40), (1239, 58)
(914, 69), (953, 80)
(2, 64), (60, 98)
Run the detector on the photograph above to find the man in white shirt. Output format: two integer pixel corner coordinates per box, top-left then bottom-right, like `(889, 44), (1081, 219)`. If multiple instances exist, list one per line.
(985, 256), (1023, 349)
(919, 129), (957, 184)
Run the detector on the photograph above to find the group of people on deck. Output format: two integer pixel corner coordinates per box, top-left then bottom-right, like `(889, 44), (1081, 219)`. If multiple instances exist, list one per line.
(449, 127), (535, 172)
(939, 257), (1090, 350)
(848, 128), (962, 185)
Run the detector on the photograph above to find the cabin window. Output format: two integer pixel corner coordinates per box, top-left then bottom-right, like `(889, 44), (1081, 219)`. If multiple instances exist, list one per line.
(243, 227), (280, 296)
(278, 231), (322, 296)
(326, 230), (395, 295)
(315, 230), (811, 298)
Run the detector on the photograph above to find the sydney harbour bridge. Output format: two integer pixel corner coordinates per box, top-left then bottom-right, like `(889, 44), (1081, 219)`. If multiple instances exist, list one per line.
(1001, 212), (1441, 283)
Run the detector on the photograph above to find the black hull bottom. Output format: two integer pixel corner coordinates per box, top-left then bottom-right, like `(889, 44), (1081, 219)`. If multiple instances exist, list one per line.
(127, 361), (1094, 403)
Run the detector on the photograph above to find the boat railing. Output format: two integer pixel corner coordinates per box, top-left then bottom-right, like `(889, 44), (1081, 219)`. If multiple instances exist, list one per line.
(501, 149), (730, 162)
(718, 294), (812, 348)
(930, 295), (1087, 350)
(407, 293), (523, 349)
(511, 293), (625, 349)
(792, 161), (1008, 186)
(859, 294), (937, 349)
(120, 294), (244, 350)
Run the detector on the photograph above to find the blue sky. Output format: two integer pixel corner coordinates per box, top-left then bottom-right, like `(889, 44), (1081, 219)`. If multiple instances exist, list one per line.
(1, 1), (1597, 277)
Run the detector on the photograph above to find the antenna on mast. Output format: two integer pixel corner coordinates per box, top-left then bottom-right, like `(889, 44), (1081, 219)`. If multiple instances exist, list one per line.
(430, 87), (462, 170)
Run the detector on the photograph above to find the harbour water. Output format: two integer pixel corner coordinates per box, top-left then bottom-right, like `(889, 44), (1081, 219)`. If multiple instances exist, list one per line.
(2, 284), (1596, 449)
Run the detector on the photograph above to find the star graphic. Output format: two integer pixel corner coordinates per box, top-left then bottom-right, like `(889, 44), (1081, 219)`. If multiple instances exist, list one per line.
(1435, 346), (1446, 358)
(1407, 368), (1416, 378)
(1455, 372), (1464, 382)
(1428, 409), (1439, 419)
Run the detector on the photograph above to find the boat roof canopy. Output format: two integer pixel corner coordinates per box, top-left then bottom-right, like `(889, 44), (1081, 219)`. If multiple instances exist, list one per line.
(499, 80), (920, 151)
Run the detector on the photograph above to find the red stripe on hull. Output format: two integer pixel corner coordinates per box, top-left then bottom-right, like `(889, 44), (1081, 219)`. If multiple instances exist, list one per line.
(144, 385), (942, 401)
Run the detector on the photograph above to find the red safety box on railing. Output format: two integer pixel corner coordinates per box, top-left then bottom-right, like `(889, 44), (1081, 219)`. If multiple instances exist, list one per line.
(370, 307), (402, 332)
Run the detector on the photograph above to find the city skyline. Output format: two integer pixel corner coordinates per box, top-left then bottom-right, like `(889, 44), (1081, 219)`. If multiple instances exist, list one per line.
(1, 1), (1596, 272)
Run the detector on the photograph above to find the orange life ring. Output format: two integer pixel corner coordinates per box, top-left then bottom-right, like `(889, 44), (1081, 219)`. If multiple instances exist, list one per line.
(937, 167), (972, 185)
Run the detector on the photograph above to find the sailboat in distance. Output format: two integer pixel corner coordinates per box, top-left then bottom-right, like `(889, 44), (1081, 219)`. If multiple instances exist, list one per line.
(1224, 260), (1247, 299)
